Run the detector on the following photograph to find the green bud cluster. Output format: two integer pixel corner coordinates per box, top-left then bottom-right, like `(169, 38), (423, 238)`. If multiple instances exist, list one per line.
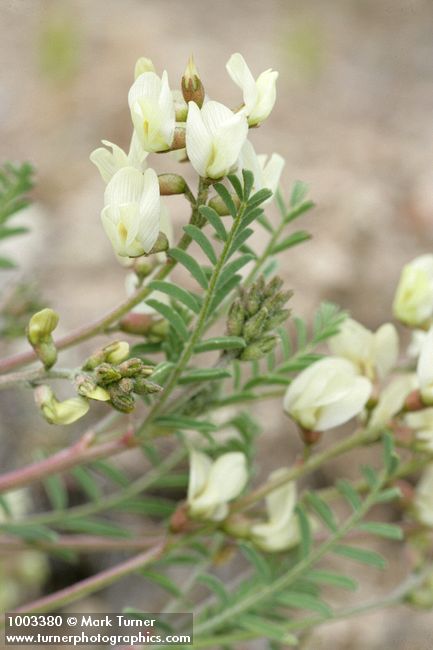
(227, 276), (292, 361)
(82, 345), (162, 413)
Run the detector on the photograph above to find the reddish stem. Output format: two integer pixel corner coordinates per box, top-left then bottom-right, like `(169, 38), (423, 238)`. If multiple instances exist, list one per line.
(0, 430), (140, 494)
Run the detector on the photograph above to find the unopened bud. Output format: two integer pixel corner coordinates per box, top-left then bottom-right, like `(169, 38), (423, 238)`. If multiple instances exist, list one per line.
(147, 232), (169, 255)
(35, 385), (89, 425)
(119, 313), (156, 336)
(27, 308), (59, 369)
(181, 56), (205, 107)
(134, 57), (155, 78)
(132, 258), (155, 278)
(94, 363), (122, 385)
(264, 277), (284, 297)
(108, 385), (135, 413)
(27, 308), (59, 345)
(243, 307), (269, 343)
(103, 341), (130, 364)
(75, 375), (111, 402)
(266, 309), (291, 330)
(172, 89), (188, 122)
(149, 319), (170, 341)
(227, 300), (245, 337)
(133, 377), (162, 395)
(118, 358), (146, 377)
(158, 174), (186, 196)
(209, 194), (240, 216)
(240, 335), (277, 361)
(118, 377), (135, 394)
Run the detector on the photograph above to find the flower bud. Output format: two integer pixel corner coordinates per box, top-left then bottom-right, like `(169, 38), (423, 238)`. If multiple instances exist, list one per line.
(227, 300), (245, 337)
(118, 312), (156, 336)
(240, 335), (277, 361)
(181, 56), (205, 108)
(27, 308), (59, 369)
(75, 376), (111, 402)
(108, 384), (135, 413)
(94, 363), (122, 385)
(117, 358), (146, 377)
(158, 174), (186, 196)
(243, 307), (268, 343)
(133, 377), (162, 395)
(149, 319), (170, 341)
(35, 385), (89, 425)
(134, 57), (156, 79)
(103, 341), (130, 364)
(27, 308), (59, 345)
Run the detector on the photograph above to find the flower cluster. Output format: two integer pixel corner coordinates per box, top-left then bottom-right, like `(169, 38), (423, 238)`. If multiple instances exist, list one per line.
(90, 53), (282, 259)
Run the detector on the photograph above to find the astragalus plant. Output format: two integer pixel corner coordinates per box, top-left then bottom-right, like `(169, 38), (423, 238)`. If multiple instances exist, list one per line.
(1, 53), (433, 648)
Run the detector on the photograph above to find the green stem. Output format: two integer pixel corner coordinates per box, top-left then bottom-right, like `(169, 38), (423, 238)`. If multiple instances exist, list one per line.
(141, 190), (247, 426)
(233, 427), (380, 512)
(194, 471), (387, 637)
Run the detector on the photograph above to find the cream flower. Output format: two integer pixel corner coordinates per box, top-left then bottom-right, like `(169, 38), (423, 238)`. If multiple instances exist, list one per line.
(187, 450), (248, 521)
(128, 71), (175, 152)
(393, 255), (433, 327)
(414, 464), (433, 527)
(283, 357), (372, 432)
(328, 318), (399, 380)
(90, 133), (148, 183)
(35, 386), (89, 425)
(251, 471), (300, 552)
(101, 167), (161, 258)
(369, 375), (417, 431)
(405, 409), (433, 452)
(186, 100), (248, 179)
(417, 327), (433, 404)
(226, 53), (278, 126)
(238, 140), (284, 203)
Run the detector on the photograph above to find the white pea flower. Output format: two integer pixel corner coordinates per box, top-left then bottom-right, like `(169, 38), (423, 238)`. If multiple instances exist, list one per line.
(187, 450), (248, 521)
(283, 357), (372, 432)
(251, 471), (300, 552)
(405, 409), (433, 452)
(90, 133), (148, 183)
(101, 167), (161, 258)
(414, 464), (433, 527)
(226, 53), (278, 126)
(128, 71), (175, 152)
(417, 327), (433, 405)
(393, 255), (433, 327)
(186, 100), (248, 179)
(328, 318), (399, 381)
(369, 374), (417, 431)
(238, 140), (284, 203)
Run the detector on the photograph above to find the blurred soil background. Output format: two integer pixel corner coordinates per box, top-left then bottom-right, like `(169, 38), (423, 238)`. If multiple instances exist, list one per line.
(1, 0), (433, 647)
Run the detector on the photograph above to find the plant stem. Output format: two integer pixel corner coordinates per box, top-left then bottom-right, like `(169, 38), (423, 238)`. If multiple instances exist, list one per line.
(0, 425), (131, 494)
(0, 533), (164, 553)
(232, 427), (380, 512)
(4, 541), (166, 618)
(139, 189), (246, 426)
(0, 367), (74, 390)
(13, 447), (186, 528)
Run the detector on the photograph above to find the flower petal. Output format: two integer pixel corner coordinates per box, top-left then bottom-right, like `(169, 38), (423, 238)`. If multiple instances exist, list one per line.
(185, 101), (212, 176)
